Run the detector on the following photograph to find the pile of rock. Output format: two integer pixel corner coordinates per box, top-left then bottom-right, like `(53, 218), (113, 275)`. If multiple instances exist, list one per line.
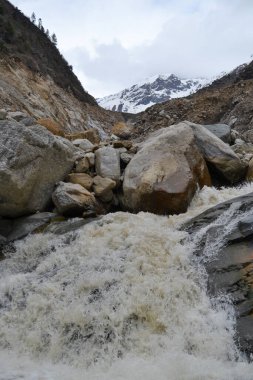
(0, 109), (252, 244)
(51, 137), (137, 217)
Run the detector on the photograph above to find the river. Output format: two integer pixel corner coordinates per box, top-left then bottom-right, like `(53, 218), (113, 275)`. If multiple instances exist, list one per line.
(1, 184), (253, 379)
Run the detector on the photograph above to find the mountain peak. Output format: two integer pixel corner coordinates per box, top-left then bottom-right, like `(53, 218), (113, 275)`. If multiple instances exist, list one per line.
(98, 74), (211, 113)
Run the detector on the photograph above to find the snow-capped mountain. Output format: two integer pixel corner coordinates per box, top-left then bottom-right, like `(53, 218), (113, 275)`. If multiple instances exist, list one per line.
(98, 74), (211, 114)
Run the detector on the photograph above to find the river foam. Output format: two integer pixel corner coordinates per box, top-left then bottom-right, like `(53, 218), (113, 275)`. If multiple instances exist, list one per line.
(1, 183), (253, 379)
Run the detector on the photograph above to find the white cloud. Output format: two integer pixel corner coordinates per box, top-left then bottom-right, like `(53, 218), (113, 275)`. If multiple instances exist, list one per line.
(11, 0), (253, 97)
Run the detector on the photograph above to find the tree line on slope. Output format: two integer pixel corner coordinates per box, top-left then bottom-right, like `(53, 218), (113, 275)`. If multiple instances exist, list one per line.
(30, 12), (57, 46)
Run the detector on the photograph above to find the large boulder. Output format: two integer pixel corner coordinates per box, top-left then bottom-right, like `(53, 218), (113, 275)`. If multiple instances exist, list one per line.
(122, 123), (211, 214)
(72, 139), (94, 152)
(184, 121), (247, 183)
(0, 120), (79, 217)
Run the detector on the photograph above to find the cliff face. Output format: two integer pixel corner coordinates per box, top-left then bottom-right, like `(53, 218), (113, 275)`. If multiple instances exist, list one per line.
(0, 59), (123, 134)
(133, 61), (253, 142)
(0, 0), (123, 135)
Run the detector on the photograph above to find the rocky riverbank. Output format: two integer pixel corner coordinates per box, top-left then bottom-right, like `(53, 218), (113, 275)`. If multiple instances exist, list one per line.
(0, 108), (252, 236)
(2, 107), (253, 357)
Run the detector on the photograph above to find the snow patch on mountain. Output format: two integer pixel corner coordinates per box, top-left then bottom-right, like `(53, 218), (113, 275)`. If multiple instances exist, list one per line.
(98, 74), (212, 114)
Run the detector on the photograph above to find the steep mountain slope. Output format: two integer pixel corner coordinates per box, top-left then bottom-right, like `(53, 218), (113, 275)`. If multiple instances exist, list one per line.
(0, 0), (123, 134)
(98, 74), (210, 113)
(132, 61), (253, 142)
(0, 0), (96, 105)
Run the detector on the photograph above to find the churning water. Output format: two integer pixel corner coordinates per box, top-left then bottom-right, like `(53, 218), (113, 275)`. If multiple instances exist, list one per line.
(1, 184), (253, 379)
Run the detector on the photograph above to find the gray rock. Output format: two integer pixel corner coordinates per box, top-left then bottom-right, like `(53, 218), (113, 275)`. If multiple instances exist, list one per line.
(236, 316), (253, 354)
(0, 120), (79, 217)
(7, 212), (55, 241)
(72, 139), (94, 152)
(227, 214), (253, 241)
(45, 218), (89, 235)
(184, 121), (247, 183)
(116, 147), (127, 154)
(95, 146), (121, 182)
(236, 300), (253, 317)
(228, 116), (237, 127)
(7, 111), (28, 122)
(235, 138), (245, 145)
(0, 109), (7, 120)
(120, 152), (134, 164)
(110, 134), (119, 141)
(85, 152), (95, 167)
(203, 123), (231, 144)
(52, 182), (97, 216)
(19, 117), (37, 126)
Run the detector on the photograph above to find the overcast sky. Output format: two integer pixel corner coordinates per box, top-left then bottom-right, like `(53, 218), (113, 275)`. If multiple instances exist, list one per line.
(11, 0), (253, 98)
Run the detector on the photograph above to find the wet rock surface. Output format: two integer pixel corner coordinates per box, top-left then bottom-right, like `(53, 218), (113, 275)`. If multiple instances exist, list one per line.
(44, 217), (97, 235)
(1, 212), (55, 242)
(184, 192), (253, 355)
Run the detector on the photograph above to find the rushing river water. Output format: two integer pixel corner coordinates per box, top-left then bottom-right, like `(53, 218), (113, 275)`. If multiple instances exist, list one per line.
(1, 184), (253, 379)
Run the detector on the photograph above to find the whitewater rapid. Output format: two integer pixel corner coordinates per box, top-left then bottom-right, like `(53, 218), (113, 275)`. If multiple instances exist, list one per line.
(1, 184), (253, 379)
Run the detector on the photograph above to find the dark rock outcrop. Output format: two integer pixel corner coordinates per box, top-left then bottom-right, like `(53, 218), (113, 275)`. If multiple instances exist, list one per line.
(184, 192), (253, 355)
(0, 212), (55, 242)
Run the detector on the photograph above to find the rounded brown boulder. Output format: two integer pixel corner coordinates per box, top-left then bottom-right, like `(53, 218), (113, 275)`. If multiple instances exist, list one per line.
(122, 123), (211, 215)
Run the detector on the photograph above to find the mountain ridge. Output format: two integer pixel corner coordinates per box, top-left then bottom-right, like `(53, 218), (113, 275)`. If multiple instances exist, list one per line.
(98, 74), (210, 113)
(132, 60), (253, 143)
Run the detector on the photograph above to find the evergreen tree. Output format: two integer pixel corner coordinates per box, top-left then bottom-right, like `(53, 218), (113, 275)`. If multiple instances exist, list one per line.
(51, 33), (57, 45)
(38, 18), (42, 30)
(46, 29), (50, 38)
(31, 12), (36, 24)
